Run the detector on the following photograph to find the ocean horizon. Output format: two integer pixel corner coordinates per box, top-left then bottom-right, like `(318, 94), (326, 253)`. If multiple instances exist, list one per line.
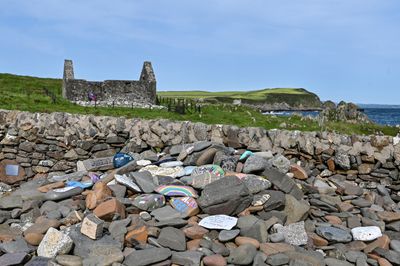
(263, 107), (400, 126)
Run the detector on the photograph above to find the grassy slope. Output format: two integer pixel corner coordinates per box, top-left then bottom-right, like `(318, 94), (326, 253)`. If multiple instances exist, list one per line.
(159, 88), (322, 107)
(0, 73), (397, 136)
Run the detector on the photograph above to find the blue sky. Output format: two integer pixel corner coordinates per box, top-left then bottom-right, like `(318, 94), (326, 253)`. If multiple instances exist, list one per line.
(0, 0), (399, 104)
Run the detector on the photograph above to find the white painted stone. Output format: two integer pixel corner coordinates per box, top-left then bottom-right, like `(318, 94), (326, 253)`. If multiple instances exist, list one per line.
(136, 160), (152, 166)
(351, 226), (382, 241)
(199, 215), (238, 230)
(37, 228), (73, 258)
(160, 161), (183, 168)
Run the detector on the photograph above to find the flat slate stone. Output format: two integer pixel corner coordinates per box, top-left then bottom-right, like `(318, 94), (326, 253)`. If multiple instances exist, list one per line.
(316, 226), (352, 243)
(261, 190), (285, 211)
(124, 247), (172, 266)
(158, 227), (186, 251)
(0, 252), (29, 266)
(25, 256), (51, 266)
(0, 195), (23, 209)
(131, 171), (156, 193)
(227, 244), (257, 265)
(283, 194), (310, 224)
(0, 238), (34, 254)
(151, 206), (182, 222)
(219, 229), (240, 242)
(171, 251), (203, 266)
(324, 258), (353, 266)
(263, 168), (304, 200)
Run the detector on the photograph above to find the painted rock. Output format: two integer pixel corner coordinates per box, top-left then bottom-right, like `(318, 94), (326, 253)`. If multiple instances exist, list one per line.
(113, 153), (134, 168)
(252, 193), (271, 207)
(155, 185), (199, 198)
(140, 165), (184, 178)
(45, 187), (83, 201)
(133, 194), (166, 211)
(199, 215), (238, 230)
(351, 226), (382, 241)
(170, 197), (199, 217)
(191, 172), (222, 189)
(115, 174), (141, 192)
(191, 164), (225, 177)
(66, 180), (93, 189)
(160, 161), (183, 168)
(239, 151), (253, 161)
(77, 157), (114, 172)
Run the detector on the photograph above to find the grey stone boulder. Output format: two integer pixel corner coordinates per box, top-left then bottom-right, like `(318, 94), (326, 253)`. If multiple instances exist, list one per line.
(272, 155), (291, 173)
(243, 155), (271, 174)
(283, 194), (310, 224)
(242, 175), (271, 194)
(198, 176), (252, 215)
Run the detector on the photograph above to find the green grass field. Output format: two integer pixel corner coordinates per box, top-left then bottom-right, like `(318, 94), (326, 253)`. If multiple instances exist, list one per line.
(0, 73), (398, 136)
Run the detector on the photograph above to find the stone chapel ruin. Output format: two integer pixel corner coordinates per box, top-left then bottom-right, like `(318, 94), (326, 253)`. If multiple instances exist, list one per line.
(61, 60), (157, 107)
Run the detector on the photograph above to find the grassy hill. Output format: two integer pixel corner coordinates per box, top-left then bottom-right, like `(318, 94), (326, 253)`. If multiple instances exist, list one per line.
(159, 88), (322, 108)
(0, 73), (397, 136)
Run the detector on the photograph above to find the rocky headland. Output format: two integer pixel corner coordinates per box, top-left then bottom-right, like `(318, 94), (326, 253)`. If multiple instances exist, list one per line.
(0, 110), (399, 265)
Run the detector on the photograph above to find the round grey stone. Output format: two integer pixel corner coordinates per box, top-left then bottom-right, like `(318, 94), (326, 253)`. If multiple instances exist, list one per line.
(218, 229), (240, 242)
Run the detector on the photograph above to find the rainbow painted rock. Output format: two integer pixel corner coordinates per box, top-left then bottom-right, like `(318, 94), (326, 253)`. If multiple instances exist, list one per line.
(155, 185), (199, 198)
(170, 197), (199, 217)
(191, 165), (225, 177)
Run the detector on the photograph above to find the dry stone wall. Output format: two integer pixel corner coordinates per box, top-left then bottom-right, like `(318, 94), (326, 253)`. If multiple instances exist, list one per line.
(0, 110), (399, 183)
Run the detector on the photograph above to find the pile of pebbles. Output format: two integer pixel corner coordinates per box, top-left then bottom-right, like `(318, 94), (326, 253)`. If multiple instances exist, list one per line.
(0, 140), (399, 266)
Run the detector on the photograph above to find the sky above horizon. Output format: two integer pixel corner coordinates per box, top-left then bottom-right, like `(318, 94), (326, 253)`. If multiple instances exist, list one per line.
(0, 1), (399, 104)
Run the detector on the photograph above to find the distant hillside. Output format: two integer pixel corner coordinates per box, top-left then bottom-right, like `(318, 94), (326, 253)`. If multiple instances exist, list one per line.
(159, 88), (322, 110)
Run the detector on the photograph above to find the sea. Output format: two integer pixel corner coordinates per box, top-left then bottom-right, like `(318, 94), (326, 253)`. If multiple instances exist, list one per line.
(263, 108), (400, 126)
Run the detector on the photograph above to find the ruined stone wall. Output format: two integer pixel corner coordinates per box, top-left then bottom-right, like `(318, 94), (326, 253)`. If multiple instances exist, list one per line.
(62, 60), (156, 106)
(64, 79), (156, 105)
(0, 110), (399, 183)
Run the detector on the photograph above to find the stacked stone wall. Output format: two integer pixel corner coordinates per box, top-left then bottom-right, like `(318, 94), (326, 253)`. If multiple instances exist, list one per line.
(0, 110), (399, 183)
